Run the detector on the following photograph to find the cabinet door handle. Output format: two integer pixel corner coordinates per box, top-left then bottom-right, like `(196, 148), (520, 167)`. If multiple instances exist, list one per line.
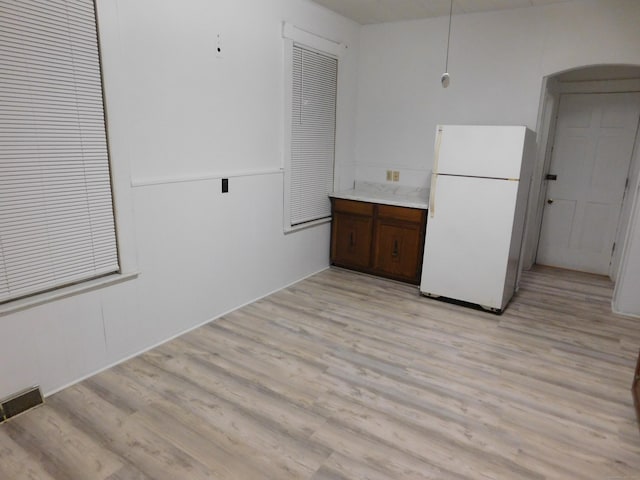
(349, 232), (355, 247)
(392, 239), (399, 257)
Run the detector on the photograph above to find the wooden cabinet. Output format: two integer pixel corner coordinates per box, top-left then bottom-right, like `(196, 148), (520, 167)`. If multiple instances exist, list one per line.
(331, 199), (374, 269)
(330, 198), (427, 284)
(373, 219), (424, 280)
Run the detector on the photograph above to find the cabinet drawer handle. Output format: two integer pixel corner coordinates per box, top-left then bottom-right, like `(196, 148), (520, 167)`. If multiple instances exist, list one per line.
(350, 232), (355, 247)
(392, 239), (399, 257)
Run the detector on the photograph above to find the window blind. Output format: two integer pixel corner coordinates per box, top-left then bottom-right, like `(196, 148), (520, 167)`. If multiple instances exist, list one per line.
(0, 0), (119, 303)
(289, 45), (337, 226)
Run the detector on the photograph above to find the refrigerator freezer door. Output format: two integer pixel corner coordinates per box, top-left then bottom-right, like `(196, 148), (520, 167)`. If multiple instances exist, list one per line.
(420, 175), (519, 310)
(436, 125), (527, 179)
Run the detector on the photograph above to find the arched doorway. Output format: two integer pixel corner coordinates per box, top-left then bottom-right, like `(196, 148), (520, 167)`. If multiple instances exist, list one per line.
(524, 65), (640, 310)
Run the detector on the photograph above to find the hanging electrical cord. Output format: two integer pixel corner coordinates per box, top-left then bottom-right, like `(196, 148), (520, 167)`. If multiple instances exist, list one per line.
(441, 0), (453, 88)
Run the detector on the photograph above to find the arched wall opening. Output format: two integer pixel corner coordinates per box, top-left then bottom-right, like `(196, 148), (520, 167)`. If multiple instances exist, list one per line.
(524, 64), (640, 315)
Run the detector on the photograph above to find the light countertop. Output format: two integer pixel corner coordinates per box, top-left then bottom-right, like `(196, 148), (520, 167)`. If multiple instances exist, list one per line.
(330, 181), (429, 210)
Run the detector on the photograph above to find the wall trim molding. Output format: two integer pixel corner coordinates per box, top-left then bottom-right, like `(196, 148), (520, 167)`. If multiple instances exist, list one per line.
(282, 22), (346, 57)
(131, 167), (283, 188)
(558, 78), (640, 94)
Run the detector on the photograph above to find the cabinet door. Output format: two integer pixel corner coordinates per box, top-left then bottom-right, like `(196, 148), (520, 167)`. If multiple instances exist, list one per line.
(373, 221), (423, 282)
(331, 212), (373, 268)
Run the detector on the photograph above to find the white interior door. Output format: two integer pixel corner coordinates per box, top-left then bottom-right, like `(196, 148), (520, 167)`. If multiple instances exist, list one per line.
(537, 93), (640, 275)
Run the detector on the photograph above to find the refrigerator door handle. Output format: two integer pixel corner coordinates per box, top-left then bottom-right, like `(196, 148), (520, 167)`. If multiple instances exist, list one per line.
(430, 126), (444, 218)
(429, 174), (438, 218)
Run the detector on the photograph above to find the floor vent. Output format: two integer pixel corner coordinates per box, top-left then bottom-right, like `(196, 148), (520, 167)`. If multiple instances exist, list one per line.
(0, 387), (44, 423)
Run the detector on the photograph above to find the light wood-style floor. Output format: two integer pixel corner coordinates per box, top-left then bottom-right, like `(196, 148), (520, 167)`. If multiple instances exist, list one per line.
(1, 266), (640, 479)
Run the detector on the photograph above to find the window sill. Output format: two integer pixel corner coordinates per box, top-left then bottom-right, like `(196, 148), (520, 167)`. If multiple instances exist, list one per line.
(0, 271), (140, 317)
(284, 216), (331, 234)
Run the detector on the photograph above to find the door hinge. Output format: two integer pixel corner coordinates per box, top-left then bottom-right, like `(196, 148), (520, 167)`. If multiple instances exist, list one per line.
(621, 177), (630, 203)
(612, 242), (616, 255)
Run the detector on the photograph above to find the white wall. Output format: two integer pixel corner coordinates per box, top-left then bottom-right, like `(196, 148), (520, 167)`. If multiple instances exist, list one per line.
(615, 186), (640, 315)
(353, 0), (640, 314)
(614, 145), (640, 316)
(354, 0), (640, 183)
(0, 0), (360, 399)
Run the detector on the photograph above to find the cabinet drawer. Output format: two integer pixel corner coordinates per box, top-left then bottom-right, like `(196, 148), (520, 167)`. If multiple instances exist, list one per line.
(333, 199), (374, 216)
(377, 204), (424, 223)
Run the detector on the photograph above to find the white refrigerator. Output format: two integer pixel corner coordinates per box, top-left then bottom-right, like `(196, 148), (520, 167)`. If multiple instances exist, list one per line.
(420, 125), (536, 313)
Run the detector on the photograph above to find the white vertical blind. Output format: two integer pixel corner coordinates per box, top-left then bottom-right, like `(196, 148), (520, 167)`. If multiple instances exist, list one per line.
(0, 0), (119, 303)
(290, 45), (337, 226)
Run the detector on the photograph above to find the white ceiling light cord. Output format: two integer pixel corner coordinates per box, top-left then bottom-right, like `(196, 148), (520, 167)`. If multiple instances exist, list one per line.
(441, 0), (453, 88)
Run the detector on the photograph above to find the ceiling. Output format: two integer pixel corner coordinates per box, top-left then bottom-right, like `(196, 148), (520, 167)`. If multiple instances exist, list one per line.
(310, 0), (576, 25)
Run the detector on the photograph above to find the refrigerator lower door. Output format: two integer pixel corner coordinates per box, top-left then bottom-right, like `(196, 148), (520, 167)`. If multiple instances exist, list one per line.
(420, 175), (519, 311)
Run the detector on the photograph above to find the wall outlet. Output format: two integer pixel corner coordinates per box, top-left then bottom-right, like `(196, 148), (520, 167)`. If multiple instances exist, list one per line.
(386, 170), (393, 181)
(393, 171), (400, 182)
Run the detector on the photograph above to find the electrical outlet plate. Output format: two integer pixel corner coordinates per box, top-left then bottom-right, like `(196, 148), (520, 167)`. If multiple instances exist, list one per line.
(386, 170), (392, 181)
(393, 171), (400, 182)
